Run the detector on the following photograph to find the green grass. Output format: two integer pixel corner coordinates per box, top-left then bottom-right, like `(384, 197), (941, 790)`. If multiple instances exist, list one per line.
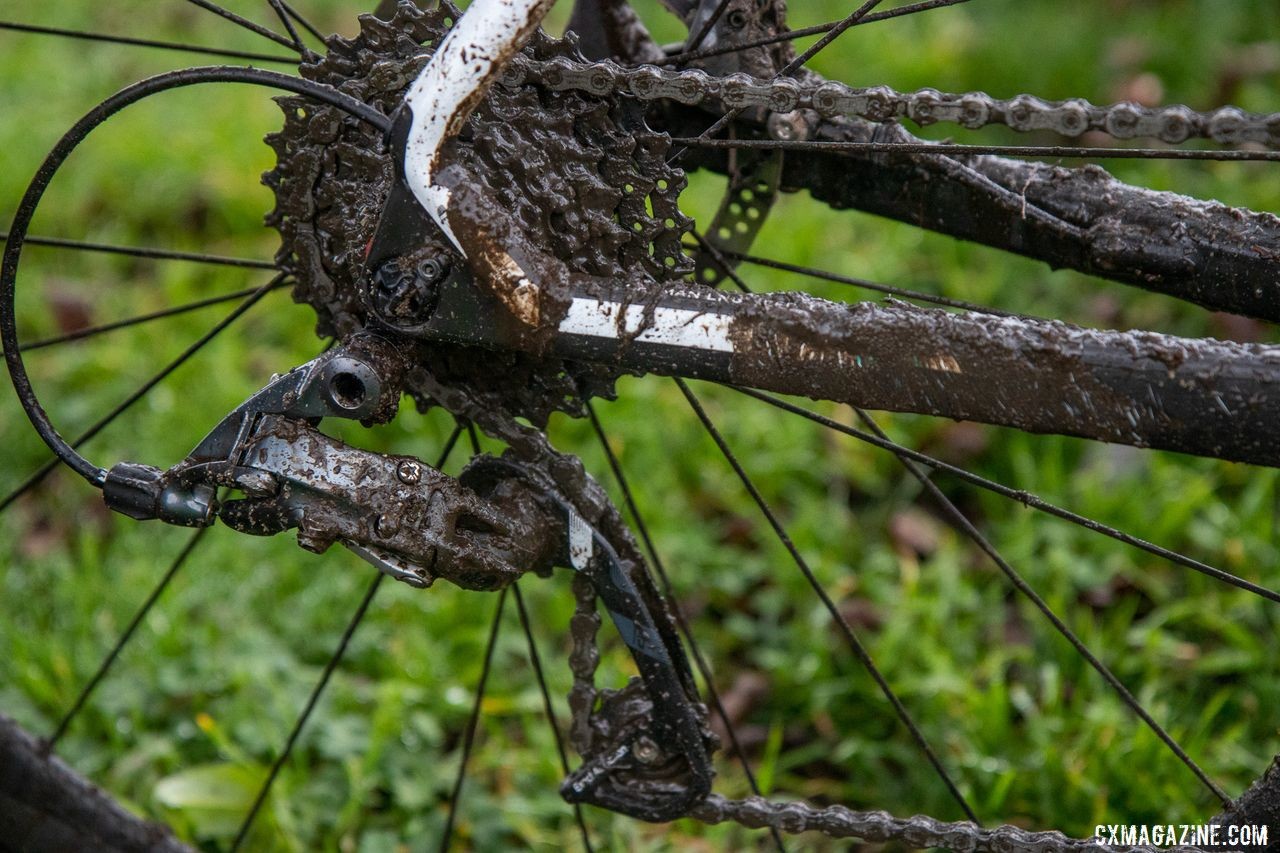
(3, 1), (1280, 850)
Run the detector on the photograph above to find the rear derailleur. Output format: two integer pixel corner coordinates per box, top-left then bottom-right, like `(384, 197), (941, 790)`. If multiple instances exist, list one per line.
(96, 332), (715, 822)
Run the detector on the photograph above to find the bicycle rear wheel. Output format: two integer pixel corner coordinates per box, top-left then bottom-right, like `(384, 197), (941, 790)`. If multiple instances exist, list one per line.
(2, 1), (1280, 850)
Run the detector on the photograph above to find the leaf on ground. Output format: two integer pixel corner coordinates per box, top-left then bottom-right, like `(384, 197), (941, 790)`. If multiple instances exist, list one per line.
(154, 761), (265, 837)
(711, 670), (770, 747)
(47, 289), (93, 335)
(889, 508), (941, 559)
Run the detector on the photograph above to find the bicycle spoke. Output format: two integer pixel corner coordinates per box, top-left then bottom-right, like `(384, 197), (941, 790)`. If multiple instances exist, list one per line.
(0, 20), (298, 65)
(675, 377), (979, 823)
(439, 588), (507, 853)
(181, 0), (301, 52)
(20, 281), (291, 352)
(670, 0), (885, 163)
(436, 423), (466, 471)
(512, 583), (595, 853)
(658, 0), (972, 67)
(265, 0), (316, 60)
(670, 136), (1280, 162)
(279, 1), (325, 44)
(687, 244), (1012, 316)
(688, 140), (1117, 244)
(444, 416), (530, 847)
(846, 404), (1233, 808)
(45, 527), (209, 750)
(229, 571), (386, 852)
(688, 230), (1015, 315)
(689, 230), (750, 294)
(780, 0), (887, 76)
(230, 423), (465, 850)
(586, 400), (787, 853)
(0, 232), (277, 269)
(673, 252), (1201, 819)
(686, 0), (732, 54)
(0, 274), (282, 515)
(731, 386), (1280, 606)
(682, 259), (969, 823)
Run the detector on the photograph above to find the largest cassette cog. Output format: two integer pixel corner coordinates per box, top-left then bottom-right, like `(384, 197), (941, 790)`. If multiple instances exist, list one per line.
(263, 0), (695, 424)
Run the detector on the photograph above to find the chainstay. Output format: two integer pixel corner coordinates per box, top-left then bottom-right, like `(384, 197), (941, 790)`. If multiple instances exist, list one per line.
(512, 54), (1280, 147)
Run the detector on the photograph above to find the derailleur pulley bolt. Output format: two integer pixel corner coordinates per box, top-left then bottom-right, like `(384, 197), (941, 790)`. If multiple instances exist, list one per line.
(374, 513), (400, 538)
(633, 736), (661, 765)
(767, 110), (809, 142)
(397, 460), (422, 484)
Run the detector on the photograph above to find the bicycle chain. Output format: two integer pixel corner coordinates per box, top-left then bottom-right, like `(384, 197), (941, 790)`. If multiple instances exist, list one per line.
(690, 796), (1183, 852)
(567, 571), (602, 757)
(512, 53), (1280, 147)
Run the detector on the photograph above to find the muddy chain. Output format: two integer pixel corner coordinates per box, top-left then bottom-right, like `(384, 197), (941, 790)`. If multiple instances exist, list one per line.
(552, 485), (1170, 849)
(567, 571), (602, 758)
(690, 796), (1190, 852)
(511, 53), (1280, 147)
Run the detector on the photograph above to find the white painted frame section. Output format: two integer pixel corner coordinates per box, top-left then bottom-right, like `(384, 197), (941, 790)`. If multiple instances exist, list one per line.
(559, 298), (736, 353)
(401, 0), (556, 254)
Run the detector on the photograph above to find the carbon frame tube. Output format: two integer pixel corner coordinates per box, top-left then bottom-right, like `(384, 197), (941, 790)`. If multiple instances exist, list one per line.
(421, 273), (1280, 468)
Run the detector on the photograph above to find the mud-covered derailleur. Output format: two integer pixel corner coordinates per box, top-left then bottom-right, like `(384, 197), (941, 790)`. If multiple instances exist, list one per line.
(96, 333), (713, 821)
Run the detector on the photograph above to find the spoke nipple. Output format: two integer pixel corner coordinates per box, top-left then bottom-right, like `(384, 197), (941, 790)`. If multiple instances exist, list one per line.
(397, 460), (422, 485)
